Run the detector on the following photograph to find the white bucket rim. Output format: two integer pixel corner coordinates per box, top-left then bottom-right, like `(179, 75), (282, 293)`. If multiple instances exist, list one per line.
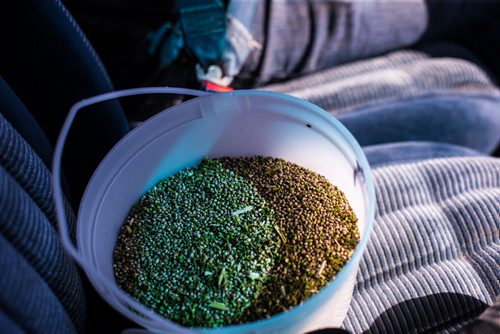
(67, 89), (376, 333)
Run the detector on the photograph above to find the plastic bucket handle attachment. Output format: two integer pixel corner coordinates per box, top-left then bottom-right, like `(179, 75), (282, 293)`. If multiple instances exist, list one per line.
(52, 87), (210, 334)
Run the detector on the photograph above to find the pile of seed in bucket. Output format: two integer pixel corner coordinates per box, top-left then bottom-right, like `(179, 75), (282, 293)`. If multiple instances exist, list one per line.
(219, 156), (359, 322)
(113, 159), (279, 327)
(114, 156), (359, 327)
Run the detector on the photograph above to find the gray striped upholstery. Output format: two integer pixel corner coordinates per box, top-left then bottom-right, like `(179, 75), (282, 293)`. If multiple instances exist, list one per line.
(0, 110), (57, 224)
(263, 50), (500, 114)
(0, 112), (75, 234)
(0, 310), (24, 334)
(0, 234), (77, 334)
(0, 113), (85, 332)
(264, 50), (430, 93)
(343, 157), (500, 333)
(0, 166), (86, 332)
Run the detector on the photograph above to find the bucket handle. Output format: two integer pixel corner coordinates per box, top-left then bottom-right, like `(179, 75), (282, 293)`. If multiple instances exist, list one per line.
(52, 87), (210, 333)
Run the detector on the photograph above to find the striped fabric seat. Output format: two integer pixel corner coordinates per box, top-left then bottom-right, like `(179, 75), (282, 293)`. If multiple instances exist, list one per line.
(263, 47), (500, 115)
(342, 157), (500, 333)
(263, 47), (500, 155)
(0, 112), (85, 333)
(0, 234), (78, 334)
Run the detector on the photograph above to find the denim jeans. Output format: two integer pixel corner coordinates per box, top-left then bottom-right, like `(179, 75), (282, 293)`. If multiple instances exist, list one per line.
(231, 0), (427, 86)
(229, 0), (500, 86)
(337, 93), (500, 154)
(227, 2), (500, 157)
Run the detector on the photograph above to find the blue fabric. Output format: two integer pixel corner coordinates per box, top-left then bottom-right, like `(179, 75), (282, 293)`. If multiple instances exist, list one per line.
(236, 1), (500, 87)
(0, 76), (53, 170)
(0, 163), (85, 332)
(149, 21), (184, 69)
(337, 94), (500, 154)
(236, 0), (427, 86)
(343, 155), (500, 333)
(179, 0), (226, 68)
(0, 310), (24, 334)
(0, 112), (75, 233)
(0, 234), (78, 334)
(147, 0), (226, 70)
(0, 113), (83, 327)
(364, 142), (484, 168)
(0, 1), (134, 333)
(1, 0), (129, 203)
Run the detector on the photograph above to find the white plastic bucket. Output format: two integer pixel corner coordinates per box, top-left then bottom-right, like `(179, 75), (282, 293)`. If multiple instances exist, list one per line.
(53, 88), (375, 334)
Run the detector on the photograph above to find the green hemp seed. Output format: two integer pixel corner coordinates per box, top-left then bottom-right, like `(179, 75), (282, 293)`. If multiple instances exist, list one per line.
(114, 157), (359, 327)
(114, 159), (279, 327)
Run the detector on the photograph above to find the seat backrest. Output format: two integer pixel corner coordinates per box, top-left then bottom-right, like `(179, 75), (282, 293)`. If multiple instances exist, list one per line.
(0, 0), (130, 332)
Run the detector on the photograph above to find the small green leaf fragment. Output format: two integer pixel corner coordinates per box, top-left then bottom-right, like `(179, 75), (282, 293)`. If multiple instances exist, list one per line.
(218, 267), (227, 287)
(231, 205), (254, 216)
(273, 225), (286, 244)
(249, 272), (260, 280)
(208, 301), (229, 311)
(316, 260), (327, 278)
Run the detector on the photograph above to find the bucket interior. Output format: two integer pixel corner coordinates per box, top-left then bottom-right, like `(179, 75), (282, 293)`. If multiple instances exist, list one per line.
(77, 91), (375, 333)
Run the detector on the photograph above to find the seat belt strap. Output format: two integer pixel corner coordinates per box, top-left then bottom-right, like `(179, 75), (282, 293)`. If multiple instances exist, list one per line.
(179, 0), (226, 69)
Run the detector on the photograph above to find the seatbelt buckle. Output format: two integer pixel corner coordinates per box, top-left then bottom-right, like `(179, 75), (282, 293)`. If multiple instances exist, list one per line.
(196, 64), (233, 92)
